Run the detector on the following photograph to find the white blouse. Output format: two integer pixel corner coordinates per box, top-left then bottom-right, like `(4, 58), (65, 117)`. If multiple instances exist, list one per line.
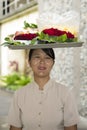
(8, 79), (79, 130)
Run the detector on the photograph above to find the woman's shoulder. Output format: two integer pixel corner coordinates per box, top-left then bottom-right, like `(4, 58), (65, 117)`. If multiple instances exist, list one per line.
(14, 81), (34, 95)
(52, 79), (70, 91)
(54, 80), (75, 104)
(52, 79), (72, 98)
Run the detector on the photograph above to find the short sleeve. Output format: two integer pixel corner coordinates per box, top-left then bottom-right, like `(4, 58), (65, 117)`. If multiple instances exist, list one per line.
(8, 91), (23, 128)
(64, 90), (79, 127)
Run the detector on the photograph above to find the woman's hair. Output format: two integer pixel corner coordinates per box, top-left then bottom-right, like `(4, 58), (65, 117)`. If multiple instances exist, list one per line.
(29, 48), (55, 61)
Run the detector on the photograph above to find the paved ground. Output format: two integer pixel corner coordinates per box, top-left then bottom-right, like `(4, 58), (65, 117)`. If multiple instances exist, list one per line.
(0, 89), (13, 130)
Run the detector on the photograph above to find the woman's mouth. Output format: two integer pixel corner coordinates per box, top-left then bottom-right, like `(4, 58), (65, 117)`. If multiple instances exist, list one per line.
(38, 66), (46, 70)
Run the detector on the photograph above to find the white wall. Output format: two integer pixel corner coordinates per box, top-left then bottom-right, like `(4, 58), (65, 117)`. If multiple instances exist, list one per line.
(1, 11), (38, 75)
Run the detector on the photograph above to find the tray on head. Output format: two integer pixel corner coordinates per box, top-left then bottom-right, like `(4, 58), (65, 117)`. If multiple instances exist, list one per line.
(6, 41), (83, 50)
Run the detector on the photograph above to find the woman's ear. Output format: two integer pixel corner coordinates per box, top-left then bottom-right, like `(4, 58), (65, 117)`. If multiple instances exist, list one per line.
(28, 60), (31, 67)
(53, 60), (55, 65)
(51, 60), (55, 69)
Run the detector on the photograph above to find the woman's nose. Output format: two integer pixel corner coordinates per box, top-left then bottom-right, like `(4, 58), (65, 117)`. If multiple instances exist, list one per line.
(39, 58), (45, 63)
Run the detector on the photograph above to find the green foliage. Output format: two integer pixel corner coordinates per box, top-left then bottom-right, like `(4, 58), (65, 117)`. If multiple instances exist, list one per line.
(0, 72), (32, 91)
(3, 36), (24, 46)
(38, 32), (77, 43)
(24, 21), (38, 29)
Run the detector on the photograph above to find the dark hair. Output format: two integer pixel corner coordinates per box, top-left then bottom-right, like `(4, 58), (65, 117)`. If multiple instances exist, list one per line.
(29, 48), (55, 61)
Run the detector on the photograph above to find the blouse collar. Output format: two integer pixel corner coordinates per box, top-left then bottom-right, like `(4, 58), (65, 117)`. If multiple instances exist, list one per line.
(33, 78), (53, 92)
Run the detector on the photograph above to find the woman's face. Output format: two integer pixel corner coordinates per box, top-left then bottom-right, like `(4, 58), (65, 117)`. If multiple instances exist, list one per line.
(29, 49), (54, 78)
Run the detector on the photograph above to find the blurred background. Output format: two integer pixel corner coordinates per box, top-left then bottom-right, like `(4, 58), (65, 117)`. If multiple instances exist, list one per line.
(0, 0), (87, 130)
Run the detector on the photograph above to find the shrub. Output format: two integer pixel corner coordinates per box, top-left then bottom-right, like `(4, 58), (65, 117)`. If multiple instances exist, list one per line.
(0, 72), (32, 91)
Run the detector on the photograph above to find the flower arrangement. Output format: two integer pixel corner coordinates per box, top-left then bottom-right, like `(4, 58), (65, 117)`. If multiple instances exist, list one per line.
(38, 28), (77, 43)
(2, 21), (78, 46)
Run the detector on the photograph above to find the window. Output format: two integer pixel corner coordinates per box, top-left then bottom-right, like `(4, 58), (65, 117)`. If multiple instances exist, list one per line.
(2, 0), (10, 15)
(7, 0), (10, 13)
(2, 1), (5, 15)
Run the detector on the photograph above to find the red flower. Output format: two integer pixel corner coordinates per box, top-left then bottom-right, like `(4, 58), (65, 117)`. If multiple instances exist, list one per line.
(42, 28), (75, 39)
(43, 28), (56, 36)
(66, 32), (75, 39)
(14, 33), (38, 40)
(42, 28), (65, 36)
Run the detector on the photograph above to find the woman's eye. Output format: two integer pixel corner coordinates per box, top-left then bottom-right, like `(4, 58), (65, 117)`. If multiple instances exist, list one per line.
(33, 55), (40, 59)
(45, 56), (51, 59)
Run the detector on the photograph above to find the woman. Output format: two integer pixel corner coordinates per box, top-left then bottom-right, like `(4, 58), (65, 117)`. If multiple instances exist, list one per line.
(8, 48), (79, 130)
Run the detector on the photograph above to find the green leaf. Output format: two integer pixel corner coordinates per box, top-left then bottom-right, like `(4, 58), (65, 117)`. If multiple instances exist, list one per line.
(24, 21), (38, 29)
(4, 37), (11, 42)
(31, 38), (37, 45)
(24, 21), (30, 29)
(30, 23), (38, 28)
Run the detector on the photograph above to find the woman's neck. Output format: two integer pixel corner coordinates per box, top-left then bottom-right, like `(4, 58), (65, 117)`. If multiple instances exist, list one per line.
(34, 76), (50, 90)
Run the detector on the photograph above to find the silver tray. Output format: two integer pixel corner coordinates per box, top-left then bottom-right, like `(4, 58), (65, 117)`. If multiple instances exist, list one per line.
(7, 42), (83, 50)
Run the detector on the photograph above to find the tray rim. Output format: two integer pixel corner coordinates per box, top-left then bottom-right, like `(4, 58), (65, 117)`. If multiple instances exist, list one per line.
(6, 41), (84, 50)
